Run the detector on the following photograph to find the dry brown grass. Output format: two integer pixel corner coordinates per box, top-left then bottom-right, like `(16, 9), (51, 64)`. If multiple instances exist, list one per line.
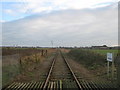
(2, 47), (42, 56)
(2, 47), (57, 85)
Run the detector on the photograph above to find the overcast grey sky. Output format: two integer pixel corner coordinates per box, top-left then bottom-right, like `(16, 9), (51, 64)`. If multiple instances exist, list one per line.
(1, 0), (118, 47)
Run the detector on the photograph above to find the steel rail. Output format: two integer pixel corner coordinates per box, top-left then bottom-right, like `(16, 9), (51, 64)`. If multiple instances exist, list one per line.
(2, 50), (117, 89)
(60, 50), (83, 90)
(43, 52), (58, 89)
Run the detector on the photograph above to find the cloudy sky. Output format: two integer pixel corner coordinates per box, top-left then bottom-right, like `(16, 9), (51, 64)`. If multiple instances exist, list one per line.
(1, 0), (119, 47)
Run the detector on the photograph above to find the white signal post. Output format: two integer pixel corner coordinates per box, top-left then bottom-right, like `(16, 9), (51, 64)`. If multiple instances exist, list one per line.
(107, 60), (110, 77)
(112, 53), (114, 79)
(107, 53), (114, 79)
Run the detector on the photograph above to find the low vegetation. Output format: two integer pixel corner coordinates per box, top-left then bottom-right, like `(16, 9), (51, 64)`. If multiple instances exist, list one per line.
(2, 47), (43, 56)
(67, 49), (118, 81)
(92, 49), (118, 57)
(67, 49), (106, 70)
(2, 47), (49, 86)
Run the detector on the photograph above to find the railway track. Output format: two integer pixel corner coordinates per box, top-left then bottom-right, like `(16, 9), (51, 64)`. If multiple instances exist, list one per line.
(2, 49), (117, 90)
(43, 50), (82, 89)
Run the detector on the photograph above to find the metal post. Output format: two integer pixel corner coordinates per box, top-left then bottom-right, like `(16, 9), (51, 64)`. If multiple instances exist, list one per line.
(107, 61), (110, 77)
(112, 53), (114, 79)
(51, 41), (53, 48)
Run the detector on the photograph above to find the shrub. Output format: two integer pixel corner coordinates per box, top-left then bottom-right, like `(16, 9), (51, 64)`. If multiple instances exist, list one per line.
(67, 49), (106, 69)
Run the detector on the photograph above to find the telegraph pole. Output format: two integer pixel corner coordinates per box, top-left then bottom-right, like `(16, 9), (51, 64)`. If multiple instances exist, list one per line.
(51, 41), (53, 48)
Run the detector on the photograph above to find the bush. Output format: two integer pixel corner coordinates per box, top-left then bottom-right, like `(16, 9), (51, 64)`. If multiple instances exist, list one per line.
(67, 49), (106, 69)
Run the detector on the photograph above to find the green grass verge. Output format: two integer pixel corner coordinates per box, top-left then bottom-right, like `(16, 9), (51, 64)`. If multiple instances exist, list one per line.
(2, 65), (20, 86)
(67, 49), (106, 70)
(91, 49), (118, 57)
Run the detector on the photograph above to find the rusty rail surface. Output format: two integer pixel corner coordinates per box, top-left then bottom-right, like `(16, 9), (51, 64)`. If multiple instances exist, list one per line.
(60, 50), (82, 90)
(2, 49), (117, 90)
(43, 52), (58, 89)
(44, 49), (83, 89)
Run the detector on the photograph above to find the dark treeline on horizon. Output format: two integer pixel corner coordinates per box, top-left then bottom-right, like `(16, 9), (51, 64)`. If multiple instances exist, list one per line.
(1, 45), (120, 49)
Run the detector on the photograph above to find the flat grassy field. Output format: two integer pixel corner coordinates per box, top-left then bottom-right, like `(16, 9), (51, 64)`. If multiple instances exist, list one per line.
(2, 47), (57, 86)
(67, 49), (118, 82)
(91, 49), (118, 57)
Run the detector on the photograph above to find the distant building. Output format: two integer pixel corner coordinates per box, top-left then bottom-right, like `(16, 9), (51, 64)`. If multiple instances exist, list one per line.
(91, 45), (108, 49)
(113, 46), (120, 49)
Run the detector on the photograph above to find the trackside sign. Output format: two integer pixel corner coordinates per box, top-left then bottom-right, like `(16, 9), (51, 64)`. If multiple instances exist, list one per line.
(107, 53), (113, 62)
